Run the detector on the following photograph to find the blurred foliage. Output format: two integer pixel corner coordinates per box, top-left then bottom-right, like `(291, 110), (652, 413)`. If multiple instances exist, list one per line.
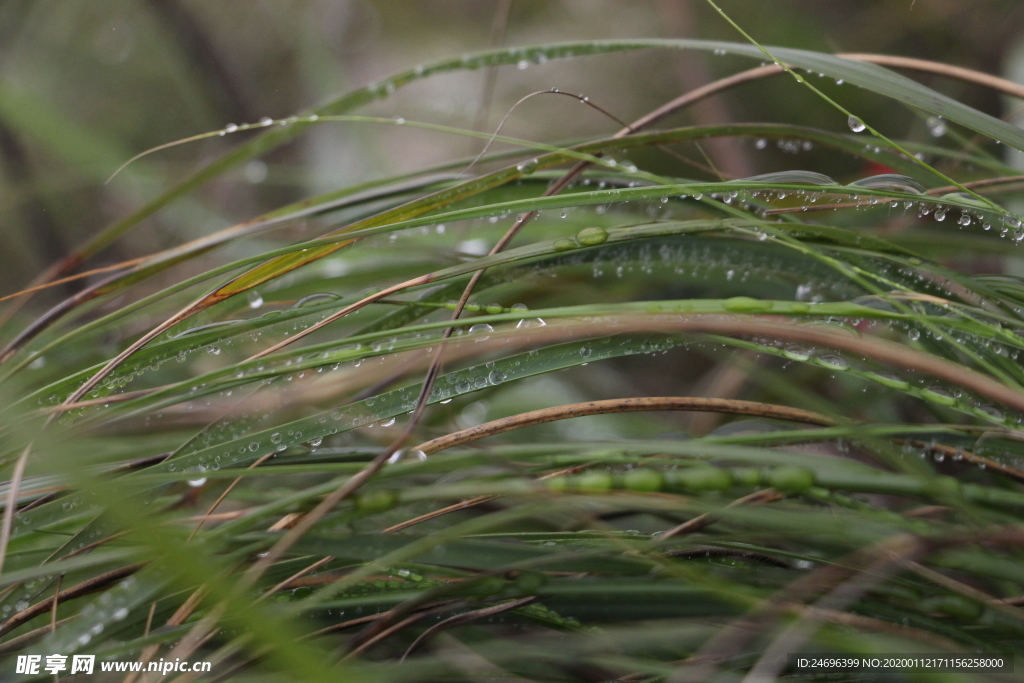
(1, 1), (1024, 682)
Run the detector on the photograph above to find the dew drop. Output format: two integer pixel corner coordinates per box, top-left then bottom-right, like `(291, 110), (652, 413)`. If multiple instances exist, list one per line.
(923, 386), (956, 405)
(847, 116), (866, 133)
(247, 290), (264, 309)
(979, 405), (1003, 420)
(387, 448), (427, 465)
(783, 345), (811, 361)
(244, 160), (268, 183)
(926, 116), (946, 137)
(818, 354), (849, 370)
(188, 466), (208, 487)
(469, 323), (494, 338)
(516, 158), (539, 174)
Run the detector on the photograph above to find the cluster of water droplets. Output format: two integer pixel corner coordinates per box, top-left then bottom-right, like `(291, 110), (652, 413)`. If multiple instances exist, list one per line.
(136, 338), (616, 474)
(742, 328), (1020, 428)
(217, 114), (320, 137)
(566, 233), (856, 303)
(29, 574), (140, 655)
(713, 169), (1022, 236)
(751, 138), (815, 154)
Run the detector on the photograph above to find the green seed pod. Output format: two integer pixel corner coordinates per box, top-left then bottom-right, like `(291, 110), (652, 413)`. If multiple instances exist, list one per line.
(622, 468), (664, 492)
(766, 466), (815, 493)
(356, 489), (398, 512)
(576, 471), (615, 493)
(723, 296), (770, 313)
(922, 595), (983, 620)
(484, 303), (504, 314)
(553, 238), (578, 252)
(731, 467), (762, 487)
(576, 226), (609, 246)
(672, 466), (733, 492)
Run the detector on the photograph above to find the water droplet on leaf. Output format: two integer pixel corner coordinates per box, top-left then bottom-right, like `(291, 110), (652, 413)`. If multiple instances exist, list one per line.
(516, 158), (539, 174)
(387, 448), (427, 465)
(469, 323), (493, 338)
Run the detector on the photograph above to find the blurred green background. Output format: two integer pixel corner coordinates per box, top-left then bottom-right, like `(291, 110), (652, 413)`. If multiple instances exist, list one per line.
(1, 0), (1022, 300)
